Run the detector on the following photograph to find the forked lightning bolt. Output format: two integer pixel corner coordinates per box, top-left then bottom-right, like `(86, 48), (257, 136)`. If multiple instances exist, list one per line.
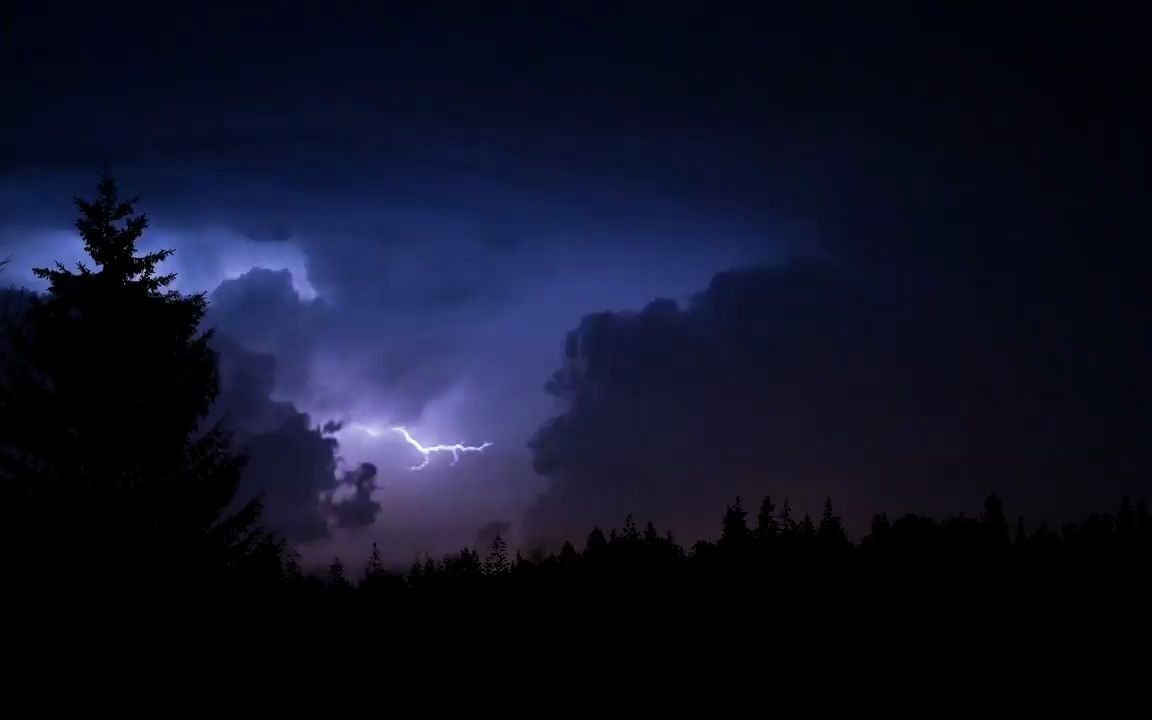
(389, 427), (493, 470)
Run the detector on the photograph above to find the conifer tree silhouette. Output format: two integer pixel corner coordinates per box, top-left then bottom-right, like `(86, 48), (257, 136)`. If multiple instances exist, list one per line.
(720, 496), (751, 547)
(0, 175), (266, 588)
(643, 520), (660, 544)
(360, 541), (395, 593)
(818, 497), (848, 547)
(584, 526), (607, 556)
(485, 533), (510, 575)
(327, 556), (352, 592)
(756, 495), (778, 541)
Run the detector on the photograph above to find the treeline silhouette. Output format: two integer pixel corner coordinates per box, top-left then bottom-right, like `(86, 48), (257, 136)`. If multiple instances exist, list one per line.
(303, 493), (1152, 603)
(1, 178), (1149, 607)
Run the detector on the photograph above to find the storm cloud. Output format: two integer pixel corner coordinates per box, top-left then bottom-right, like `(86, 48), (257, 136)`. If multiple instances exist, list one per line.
(213, 339), (389, 544)
(328, 462), (382, 531)
(528, 253), (1151, 543)
(210, 338), (338, 543)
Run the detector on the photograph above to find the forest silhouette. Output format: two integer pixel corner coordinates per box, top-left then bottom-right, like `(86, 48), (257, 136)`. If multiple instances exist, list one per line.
(1, 178), (1149, 604)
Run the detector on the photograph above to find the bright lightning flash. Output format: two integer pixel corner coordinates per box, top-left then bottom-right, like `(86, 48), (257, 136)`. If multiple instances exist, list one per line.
(389, 427), (493, 471)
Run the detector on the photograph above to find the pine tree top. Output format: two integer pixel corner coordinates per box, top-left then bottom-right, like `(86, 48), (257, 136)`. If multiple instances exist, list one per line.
(34, 173), (176, 294)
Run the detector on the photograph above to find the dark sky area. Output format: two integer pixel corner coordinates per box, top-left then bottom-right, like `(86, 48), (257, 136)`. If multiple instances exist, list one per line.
(2, 3), (1148, 565)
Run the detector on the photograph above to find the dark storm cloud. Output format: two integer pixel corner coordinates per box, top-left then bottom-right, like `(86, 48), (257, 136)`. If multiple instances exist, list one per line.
(242, 413), (340, 544)
(214, 338), (387, 542)
(204, 266), (486, 425)
(211, 339), (341, 543)
(328, 463), (382, 531)
(209, 269), (324, 397)
(528, 253), (1151, 543)
(210, 337), (298, 433)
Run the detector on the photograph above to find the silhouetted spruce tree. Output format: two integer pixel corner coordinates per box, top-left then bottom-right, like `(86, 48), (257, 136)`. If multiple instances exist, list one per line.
(756, 495), (778, 541)
(980, 493), (1010, 547)
(408, 560), (423, 587)
(453, 547), (483, 577)
(621, 514), (641, 543)
(484, 533), (509, 575)
(818, 497), (849, 547)
(585, 526), (607, 555)
(558, 541), (579, 564)
(779, 498), (795, 535)
(0, 175), (266, 588)
(719, 496), (751, 547)
(282, 549), (305, 588)
(864, 512), (891, 548)
(327, 557), (352, 592)
(643, 521), (660, 544)
(361, 542), (391, 592)
(797, 513), (816, 539)
(1015, 518), (1027, 546)
(367, 542), (385, 574)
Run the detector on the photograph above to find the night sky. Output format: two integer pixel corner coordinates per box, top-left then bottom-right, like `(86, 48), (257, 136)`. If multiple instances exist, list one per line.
(3, 4), (1148, 566)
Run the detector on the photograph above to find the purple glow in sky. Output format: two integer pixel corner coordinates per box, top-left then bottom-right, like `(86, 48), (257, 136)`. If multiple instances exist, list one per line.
(0, 196), (768, 566)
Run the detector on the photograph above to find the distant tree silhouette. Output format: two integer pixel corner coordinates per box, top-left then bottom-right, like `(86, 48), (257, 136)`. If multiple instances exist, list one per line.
(365, 543), (385, 577)
(558, 540), (579, 564)
(295, 490), (1151, 603)
(585, 526), (607, 556)
(360, 542), (399, 594)
(756, 495), (778, 541)
(485, 533), (509, 575)
(621, 514), (641, 543)
(0, 175), (268, 589)
(818, 497), (848, 547)
(980, 493), (1010, 547)
(327, 557), (352, 592)
(797, 514), (816, 539)
(864, 512), (891, 548)
(444, 547), (483, 579)
(643, 520), (660, 544)
(719, 496), (751, 547)
(779, 498), (795, 535)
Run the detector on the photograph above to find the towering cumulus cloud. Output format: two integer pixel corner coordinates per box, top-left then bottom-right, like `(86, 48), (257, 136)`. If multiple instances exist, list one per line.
(529, 256), (1151, 543)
